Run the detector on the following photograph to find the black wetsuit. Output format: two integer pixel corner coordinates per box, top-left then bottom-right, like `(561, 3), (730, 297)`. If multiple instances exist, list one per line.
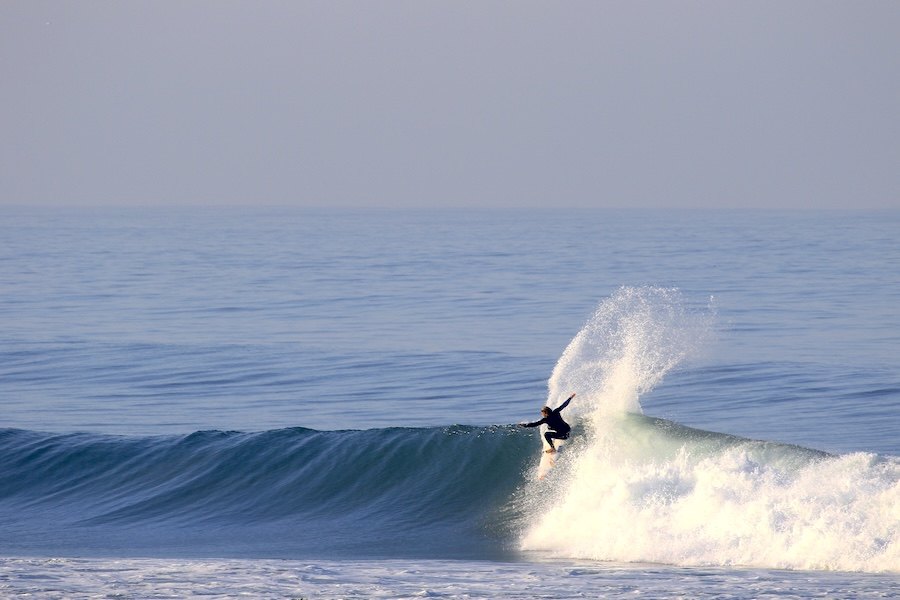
(522, 397), (572, 449)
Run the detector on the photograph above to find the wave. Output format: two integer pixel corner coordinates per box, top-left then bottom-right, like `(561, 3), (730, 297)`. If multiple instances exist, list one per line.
(1, 287), (896, 571)
(2, 417), (895, 570)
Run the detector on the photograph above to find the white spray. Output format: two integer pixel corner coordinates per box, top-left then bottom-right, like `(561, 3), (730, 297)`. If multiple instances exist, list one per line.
(545, 286), (708, 416)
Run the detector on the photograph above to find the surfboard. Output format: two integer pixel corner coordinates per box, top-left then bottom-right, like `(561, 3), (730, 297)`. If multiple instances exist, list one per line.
(536, 427), (565, 480)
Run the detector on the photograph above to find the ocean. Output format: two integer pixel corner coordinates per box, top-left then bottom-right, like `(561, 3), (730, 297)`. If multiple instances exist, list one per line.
(1, 207), (898, 598)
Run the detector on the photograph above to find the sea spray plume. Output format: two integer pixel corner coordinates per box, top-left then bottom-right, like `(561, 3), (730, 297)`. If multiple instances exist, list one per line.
(547, 286), (712, 418)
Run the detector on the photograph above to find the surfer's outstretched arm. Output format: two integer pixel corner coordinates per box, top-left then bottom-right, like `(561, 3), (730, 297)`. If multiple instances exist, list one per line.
(557, 392), (576, 413)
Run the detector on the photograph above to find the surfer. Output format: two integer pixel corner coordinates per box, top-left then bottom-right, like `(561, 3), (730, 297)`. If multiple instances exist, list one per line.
(519, 393), (575, 453)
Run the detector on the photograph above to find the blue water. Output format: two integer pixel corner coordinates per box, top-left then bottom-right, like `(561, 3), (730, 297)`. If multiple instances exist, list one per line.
(1, 208), (898, 595)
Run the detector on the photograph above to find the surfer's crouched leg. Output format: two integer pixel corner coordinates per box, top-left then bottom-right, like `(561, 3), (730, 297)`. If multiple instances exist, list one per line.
(544, 430), (570, 450)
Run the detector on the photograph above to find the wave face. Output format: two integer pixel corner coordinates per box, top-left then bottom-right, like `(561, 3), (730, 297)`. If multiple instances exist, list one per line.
(517, 288), (900, 573)
(0, 425), (534, 559)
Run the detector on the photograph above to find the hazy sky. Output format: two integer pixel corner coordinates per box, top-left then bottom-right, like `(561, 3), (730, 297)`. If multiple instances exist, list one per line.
(2, 1), (898, 209)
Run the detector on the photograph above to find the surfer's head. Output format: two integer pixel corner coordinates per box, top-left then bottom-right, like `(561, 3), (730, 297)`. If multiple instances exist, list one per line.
(541, 406), (551, 416)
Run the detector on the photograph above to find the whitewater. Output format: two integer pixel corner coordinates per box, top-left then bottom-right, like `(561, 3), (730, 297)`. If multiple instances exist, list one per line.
(517, 288), (899, 573)
(1, 207), (898, 598)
